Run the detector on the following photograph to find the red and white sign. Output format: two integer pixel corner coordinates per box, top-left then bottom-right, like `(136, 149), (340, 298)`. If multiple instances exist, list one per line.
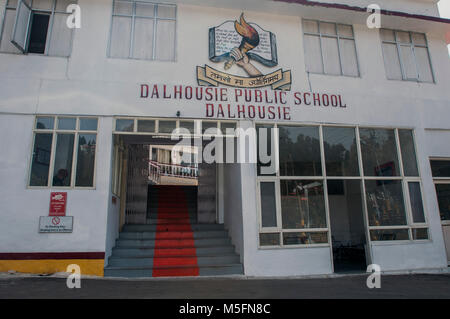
(49, 192), (67, 216)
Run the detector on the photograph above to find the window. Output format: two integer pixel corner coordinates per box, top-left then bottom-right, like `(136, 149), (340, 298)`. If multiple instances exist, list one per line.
(108, 0), (176, 61)
(256, 125), (429, 248)
(380, 29), (434, 82)
(29, 116), (98, 188)
(302, 20), (359, 77)
(0, 0), (75, 56)
(431, 159), (450, 222)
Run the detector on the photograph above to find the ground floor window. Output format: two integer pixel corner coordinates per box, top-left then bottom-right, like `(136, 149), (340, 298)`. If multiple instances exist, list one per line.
(29, 116), (98, 188)
(257, 124), (429, 248)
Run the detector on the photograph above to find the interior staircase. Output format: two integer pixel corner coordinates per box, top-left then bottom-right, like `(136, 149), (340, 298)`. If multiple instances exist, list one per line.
(104, 185), (243, 277)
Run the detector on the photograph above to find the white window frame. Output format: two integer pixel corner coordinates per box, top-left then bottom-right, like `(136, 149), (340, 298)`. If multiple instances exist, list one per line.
(28, 115), (98, 189)
(302, 19), (360, 78)
(0, 0), (76, 57)
(256, 123), (430, 250)
(380, 28), (435, 83)
(107, 0), (177, 61)
(430, 157), (450, 226)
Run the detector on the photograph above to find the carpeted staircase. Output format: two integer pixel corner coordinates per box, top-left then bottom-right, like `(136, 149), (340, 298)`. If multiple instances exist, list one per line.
(104, 186), (243, 277)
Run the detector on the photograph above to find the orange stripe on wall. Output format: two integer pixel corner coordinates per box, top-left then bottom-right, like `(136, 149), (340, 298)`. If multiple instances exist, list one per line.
(0, 259), (104, 276)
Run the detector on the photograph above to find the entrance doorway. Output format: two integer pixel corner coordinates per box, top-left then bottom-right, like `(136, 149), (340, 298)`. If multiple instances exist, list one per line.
(328, 180), (368, 273)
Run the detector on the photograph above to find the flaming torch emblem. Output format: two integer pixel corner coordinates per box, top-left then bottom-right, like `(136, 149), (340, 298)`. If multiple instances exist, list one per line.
(224, 13), (260, 70)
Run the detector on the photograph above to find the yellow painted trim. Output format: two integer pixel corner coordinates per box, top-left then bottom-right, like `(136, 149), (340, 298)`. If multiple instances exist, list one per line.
(0, 260), (104, 277)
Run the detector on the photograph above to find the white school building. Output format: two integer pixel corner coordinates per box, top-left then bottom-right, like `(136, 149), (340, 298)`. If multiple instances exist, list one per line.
(0, 0), (449, 277)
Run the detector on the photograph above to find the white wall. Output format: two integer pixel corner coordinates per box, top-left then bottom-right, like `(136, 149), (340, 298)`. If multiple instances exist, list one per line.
(0, 114), (113, 254)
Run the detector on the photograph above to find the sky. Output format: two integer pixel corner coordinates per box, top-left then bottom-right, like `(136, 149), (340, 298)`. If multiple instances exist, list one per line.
(437, 0), (450, 55)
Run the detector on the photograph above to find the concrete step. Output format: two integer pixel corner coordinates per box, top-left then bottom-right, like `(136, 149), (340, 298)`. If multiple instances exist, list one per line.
(112, 246), (236, 257)
(104, 264), (244, 278)
(120, 230), (229, 240)
(146, 218), (196, 225)
(116, 237), (231, 248)
(123, 224), (225, 232)
(108, 255), (240, 267)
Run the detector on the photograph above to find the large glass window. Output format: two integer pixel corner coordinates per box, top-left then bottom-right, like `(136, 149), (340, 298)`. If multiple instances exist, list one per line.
(29, 116), (98, 188)
(257, 125), (428, 248)
(109, 1), (176, 61)
(380, 29), (434, 83)
(302, 20), (359, 77)
(0, 0), (75, 56)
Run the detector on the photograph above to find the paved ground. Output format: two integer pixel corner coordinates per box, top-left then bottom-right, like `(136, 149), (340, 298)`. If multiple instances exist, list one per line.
(0, 273), (449, 299)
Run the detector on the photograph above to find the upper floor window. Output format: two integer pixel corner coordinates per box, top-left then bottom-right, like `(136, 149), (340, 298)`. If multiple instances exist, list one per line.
(380, 29), (434, 83)
(108, 0), (176, 61)
(302, 19), (359, 77)
(0, 0), (75, 57)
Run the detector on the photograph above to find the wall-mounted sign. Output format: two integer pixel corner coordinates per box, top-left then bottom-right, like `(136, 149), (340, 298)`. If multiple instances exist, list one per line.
(49, 192), (67, 216)
(39, 216), (73, 233)
(197, 14), (292, 91)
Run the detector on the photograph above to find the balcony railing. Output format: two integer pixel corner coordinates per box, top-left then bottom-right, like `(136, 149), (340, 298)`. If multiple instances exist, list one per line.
(148, 160), (198, 184)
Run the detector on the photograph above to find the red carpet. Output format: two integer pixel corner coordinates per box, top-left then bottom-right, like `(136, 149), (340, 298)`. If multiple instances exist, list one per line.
(152, 186), (199, 277)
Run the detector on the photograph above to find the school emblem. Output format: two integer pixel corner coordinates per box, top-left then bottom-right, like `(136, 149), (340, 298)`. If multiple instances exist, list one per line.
(197, 14), (292, 91)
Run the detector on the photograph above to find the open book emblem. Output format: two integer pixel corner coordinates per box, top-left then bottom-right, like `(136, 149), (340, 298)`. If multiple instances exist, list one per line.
(197, 14), (292, 91)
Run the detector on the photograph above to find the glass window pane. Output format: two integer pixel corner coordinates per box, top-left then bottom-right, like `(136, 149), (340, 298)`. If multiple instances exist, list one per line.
(260, 233), (280, 246)
(280, 180), (327, 229)
(260, 182), (277, 228)
(303, 34), (323, 73)
(430, 160), (450, 177)
(409, 182), (425, 223)
(283, 232), (328, 245)
(75, 134), (96, 187)
(116, 119), (134, 132)
(359, 128), (400, 177)
(110, 16), (131, 58)
(202, 121), (218, 134)
(57, 117), (76, 130)
(339, 38), (358, 76)
(365, 180), (407, 226)
(52, 133), (74, 187)
(412, 228), (428, 240)
(321, 36), (341, 75)
(137, 120), (155, 133)
(279, 126), (322, 176)
(398, 129), (419, 176)
(396, 31), (411, 43)
(323, 127), (359, 176)
(80, 118), (98, 131)
(303, 20), (318, 33)
(30, 133), (53, 186)
(0, 9), (22, 53)
(158, 120), (176, 133)
(319, 22), (336, 35)
(337, 24), (353, 37)
(382, 43), (402, 80)
(257, 125), (275, 176)
(370, 229), (409, 241)
(155, 19), (175, 61)
(7, 0), (18, 8)
(412, 33), (426, 46)
(435, 184), (450, 221)
(113, 0), (132, 15)
(179, 121), (194, 134)
(136, 2), (154, 17)
(32, 0), (53, 11)
(400, 45), (418, 79)
(48, 13), (73, 57)
(157, 4), (176, 19)
(380, 29), (395, 42)
(132, 17), (154, 60)
(36, 116), (54, 129)
(415, 46), (433, 82)
(220, 122), (236, 134)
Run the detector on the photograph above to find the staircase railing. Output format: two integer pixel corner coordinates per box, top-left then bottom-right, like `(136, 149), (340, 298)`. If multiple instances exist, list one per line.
(148, 160), (198, 184)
